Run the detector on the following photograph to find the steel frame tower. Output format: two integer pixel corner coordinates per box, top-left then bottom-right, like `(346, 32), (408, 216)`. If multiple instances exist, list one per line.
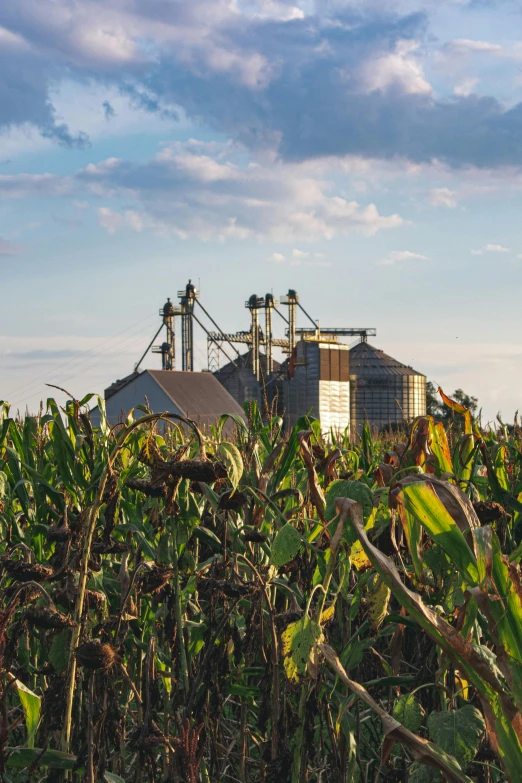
(264, 293), (275, 375)
(246, 294), (264, 381)
(148, 297), (182, 371)
(280, 289), (298, 356)
(178, 280), (199, 372)
(160, 298), (175, 370)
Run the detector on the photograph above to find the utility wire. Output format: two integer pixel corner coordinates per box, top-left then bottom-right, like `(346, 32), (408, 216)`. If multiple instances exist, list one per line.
(50, 326), (156, 390)
(13, 327), (155, 410)
(1, 312), (157, 401)
(6, 317), (158, 408)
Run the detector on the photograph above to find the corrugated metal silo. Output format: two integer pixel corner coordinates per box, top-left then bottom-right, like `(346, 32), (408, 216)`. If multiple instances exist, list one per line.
(349, 342), (426, 433)
(214, 351), (281, 411)
(284, 339), (350, 435)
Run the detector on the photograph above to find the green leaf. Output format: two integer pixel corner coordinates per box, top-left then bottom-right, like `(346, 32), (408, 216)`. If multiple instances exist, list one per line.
(217, 442), (243, 492)
(228, 684), (263, 700)
(12, 679), (41, 748)
(408, 763), (440, 783)
(428, 419), (453, 475)
(49, 630), (71, 675)
(397, 481), (479, 586)
(494, 445), (510, 492)
(270, 523), (302, 567)
(367, 576), (391, 632)
(281, 617), (323, 682)
(5, 447), (30, 514)
(393, 694), (423, 733)
(6, 747), (76, 770)
(104, 773), (126, 783)
(340, 640), (366, 672)
(427, 705), (485, 768)
(217, 413), (248, 440)
(325, 480), (374, 525)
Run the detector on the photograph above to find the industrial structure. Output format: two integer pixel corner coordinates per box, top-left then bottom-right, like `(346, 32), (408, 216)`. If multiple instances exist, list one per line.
(89, 369), (245, 429)
(91, 280), (426, 434)
(349, 342), (426, 433)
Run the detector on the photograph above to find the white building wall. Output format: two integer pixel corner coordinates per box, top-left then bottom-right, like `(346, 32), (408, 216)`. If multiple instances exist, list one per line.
(89, 374), (181, 427)
(319, 379), (350, 436)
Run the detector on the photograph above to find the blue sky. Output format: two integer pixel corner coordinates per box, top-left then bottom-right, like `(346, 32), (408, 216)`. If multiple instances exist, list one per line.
(1, 0), (522, 422)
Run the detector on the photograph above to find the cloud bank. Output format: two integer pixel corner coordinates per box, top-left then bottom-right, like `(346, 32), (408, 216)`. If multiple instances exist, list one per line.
(1, 1), (522, 168)
(0, 140), (406, 241)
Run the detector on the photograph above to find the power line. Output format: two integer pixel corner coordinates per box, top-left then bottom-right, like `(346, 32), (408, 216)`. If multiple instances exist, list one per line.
(62, 327), (157, 383)
(17, 327), (155, 408)
(1, 312), (157, 402)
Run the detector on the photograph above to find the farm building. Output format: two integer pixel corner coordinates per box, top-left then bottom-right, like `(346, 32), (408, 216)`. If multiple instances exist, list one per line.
(349, 342), (426, 433)
(89, 369), (245, 429)
(89, 281), (427, 437)
(214, 351), (282, 412)
(283, 339), (350, 434)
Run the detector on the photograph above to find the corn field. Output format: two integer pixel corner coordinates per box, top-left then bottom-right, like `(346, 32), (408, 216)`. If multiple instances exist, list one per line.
(1, 390), (522, 782)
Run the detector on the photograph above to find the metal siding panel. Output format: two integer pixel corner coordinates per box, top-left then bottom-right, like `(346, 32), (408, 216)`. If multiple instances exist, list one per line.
(319, 348), (330, 380)
(104, 375), (180, 426)
(330, 350), (338, 382)
(340, 350), (349, 382)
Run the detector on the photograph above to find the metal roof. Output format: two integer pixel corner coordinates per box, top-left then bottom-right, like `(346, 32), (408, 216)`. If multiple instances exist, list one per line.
(105, 371), (140, 400)
(349, 342), (425, 378)
(146, 370), (246, 423)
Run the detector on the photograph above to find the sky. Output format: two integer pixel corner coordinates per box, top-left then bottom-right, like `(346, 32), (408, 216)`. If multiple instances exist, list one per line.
(1, 0), (522, 424)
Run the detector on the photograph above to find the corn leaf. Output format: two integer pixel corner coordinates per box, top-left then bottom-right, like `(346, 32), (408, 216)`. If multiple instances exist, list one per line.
(395, 480), (479, 586)
(217, 442), (243, 492)
(6, 748), (76, 770)
(320, 644), (474, 783)
(11, 679), (41, 748)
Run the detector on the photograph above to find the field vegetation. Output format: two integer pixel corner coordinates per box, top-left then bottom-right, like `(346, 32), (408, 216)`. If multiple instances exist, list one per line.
(1, 389), (522, 782)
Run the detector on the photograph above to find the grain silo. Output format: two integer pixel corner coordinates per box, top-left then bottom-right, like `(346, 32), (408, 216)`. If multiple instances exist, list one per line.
(349, 342), (426, 433)
(284, 339), (350, 435)
(214, 351), (282, 411)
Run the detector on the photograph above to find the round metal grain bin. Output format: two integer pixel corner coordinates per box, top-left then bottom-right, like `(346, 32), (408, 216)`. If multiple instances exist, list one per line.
(214, 351), (281, 411)
(349, 342), (426, 434)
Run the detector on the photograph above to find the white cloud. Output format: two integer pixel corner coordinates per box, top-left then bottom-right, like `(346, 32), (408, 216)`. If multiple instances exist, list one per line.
(361, 40), (432, 96)
(454, 77), (479, 97)
(442, 38), (522, 66)
(471, 243), (510, 255)
(98, 207), (145, 234)
(245, 0), (305, 21)
(449, 39), (502, 55)
(430, 187), (457, 208)
(269, 248), (330, 267)
(0, 25), (27, 49)
(0, 140), (407, 242)
(378, 250), (428, 266)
